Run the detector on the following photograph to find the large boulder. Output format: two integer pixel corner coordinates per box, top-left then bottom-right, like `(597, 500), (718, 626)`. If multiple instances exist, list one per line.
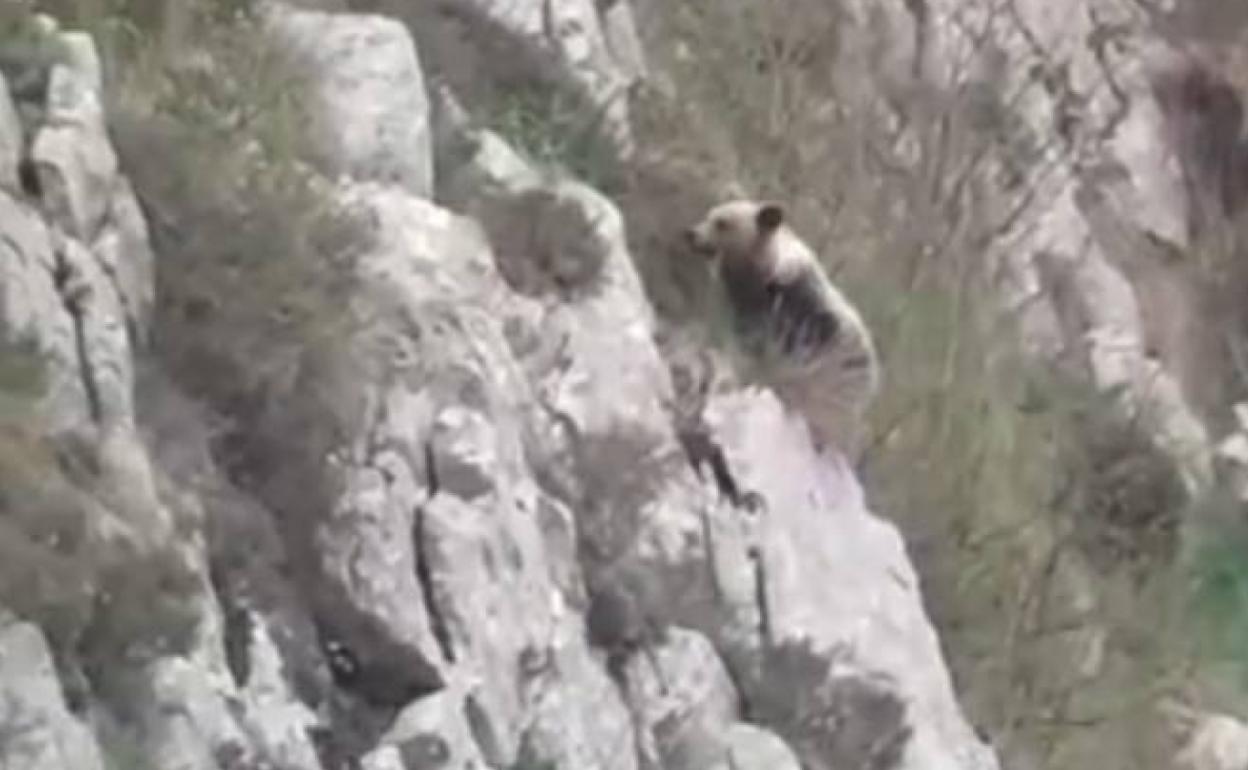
(0, 611), (106, 770)
(701, 391), (998, 770)
(268, 6), (433, 197)
(29, 32), (118, 243)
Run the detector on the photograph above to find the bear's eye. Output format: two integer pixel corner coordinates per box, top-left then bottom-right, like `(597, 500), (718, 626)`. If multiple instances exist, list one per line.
(713, 218), (730, 233)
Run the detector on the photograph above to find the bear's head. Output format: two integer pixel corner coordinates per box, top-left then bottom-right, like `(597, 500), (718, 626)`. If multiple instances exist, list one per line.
(684, 200), (785, 262)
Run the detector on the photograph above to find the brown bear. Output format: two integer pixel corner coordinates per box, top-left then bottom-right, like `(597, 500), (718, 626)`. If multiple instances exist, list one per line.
(684, 199), (880, 455)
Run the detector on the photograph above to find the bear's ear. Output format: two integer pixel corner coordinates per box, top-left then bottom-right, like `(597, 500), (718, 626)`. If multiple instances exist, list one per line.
(757, 203), (785, 233)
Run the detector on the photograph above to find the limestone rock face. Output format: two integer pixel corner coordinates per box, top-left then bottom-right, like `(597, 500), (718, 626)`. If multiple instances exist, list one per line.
(29, 38), (118, 242)
(0, 6), (1001, 770)
(701, 391), (998, 770)
(268, 6), (433, 197)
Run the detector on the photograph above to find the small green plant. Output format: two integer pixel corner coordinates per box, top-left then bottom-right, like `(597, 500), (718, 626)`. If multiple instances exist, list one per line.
(1187, 519), (1248, 684)
(487, 83), (622, 191)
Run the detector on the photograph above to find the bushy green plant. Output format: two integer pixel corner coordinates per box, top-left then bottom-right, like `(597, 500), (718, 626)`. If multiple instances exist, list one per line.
(487, 83), (623, 192)
(1187, 518), (1248, 685)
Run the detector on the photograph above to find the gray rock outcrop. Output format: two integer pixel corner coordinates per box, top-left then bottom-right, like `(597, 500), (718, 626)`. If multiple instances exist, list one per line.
(267, 5), (433, 197)
(0, 612), (105, 770)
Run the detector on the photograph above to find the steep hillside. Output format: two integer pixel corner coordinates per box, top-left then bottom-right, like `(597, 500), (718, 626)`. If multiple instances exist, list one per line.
(3, 1), (1248, 770)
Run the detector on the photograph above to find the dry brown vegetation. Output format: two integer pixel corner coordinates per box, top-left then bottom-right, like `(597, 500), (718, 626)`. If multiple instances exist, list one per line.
(0, 338), (202, 680)
(19, 0), (363, 414)
(98, 3), (367, 409)
(0, 0), (365, 682)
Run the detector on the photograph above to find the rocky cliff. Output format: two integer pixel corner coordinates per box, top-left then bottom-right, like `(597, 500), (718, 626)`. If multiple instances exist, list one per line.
(5, 1), (1248, 769)
(0, 3), (997, 770)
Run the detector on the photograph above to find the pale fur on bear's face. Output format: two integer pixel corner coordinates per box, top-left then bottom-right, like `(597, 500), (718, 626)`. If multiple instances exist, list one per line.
(684, 199), (786, 264)
(682, 197), (881, 454)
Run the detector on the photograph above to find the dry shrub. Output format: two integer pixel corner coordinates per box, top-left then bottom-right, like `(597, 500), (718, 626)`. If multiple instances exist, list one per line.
(82, 10), (379, 633)
(1067, 401), (1186, 579)
(102, 6), (368, 433)
(1, 1), (350, 675)
(19, 0), (362, 422)
(0, 340), (201, 668)
(0, 424), (96, 649)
